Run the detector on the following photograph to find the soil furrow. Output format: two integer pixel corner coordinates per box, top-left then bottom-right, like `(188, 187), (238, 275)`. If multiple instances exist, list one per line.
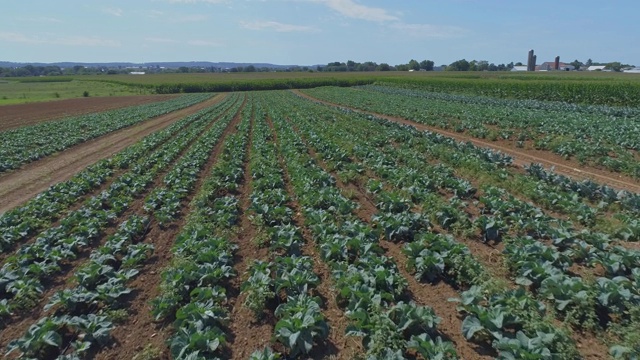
(95, 95), (248, 360)
(0, 96), (239, 356)
(292, 90), (640, 194)
(0, 95), (179, 131)
(284, 116), (496, 360)
(227, 100), (277, 360)
(0, 94), (227, 214)
(268, 115), (358, 359)
(0, 104), (213, 262)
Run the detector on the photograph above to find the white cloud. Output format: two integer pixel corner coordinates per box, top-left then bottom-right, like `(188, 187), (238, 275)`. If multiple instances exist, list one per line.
(0, 32), (120, 47)
(53, 36), (121, 47)
(390, 23), (466, 38)
(103, 7), (123, 17)
(0, 32), (41, 44)
(311, 0), (398, 22)
(240, 20), (318, 32)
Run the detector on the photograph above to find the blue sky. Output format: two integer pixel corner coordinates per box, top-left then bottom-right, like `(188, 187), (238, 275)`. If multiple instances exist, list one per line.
(1, 0), (638, 66)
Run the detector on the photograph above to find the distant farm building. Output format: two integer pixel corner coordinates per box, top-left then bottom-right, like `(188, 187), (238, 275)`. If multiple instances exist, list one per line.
(587, 66), (607, 71)
(511, 65), (528, 71)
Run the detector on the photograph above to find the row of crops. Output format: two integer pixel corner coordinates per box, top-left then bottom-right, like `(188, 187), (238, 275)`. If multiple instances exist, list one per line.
(377, 76), (640, 107)
(301, 85), (640, 178)
(0, 93), (244, 358)
(1, 88), (639, 359)
(0, 93), (213, 173)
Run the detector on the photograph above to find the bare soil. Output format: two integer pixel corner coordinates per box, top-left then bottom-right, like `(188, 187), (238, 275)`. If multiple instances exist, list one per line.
(0, 96), (241, 358)
(96, 95), (246, 360)
(0, 95), (178, 131)
(0, 95), (226, 214)
(286, 118), (494, 359)
(227, 102), (279, 359)
(269, 115), (361, 359)
(292, 90), (640, 194)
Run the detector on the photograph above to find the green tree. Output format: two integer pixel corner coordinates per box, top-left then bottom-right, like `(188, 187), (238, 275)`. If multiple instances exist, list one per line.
(377, 63), (391, 71)
(446, 59), (470, 71)
(419, 60), (435, 71)
(606, 62), (622, 72)
(408, 59), (420, 71)
(586, 58), (593, 66)
(570, 59), (583, 70)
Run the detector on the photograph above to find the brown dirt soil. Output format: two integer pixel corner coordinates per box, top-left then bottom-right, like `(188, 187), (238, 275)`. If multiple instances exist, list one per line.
(292, 90), (640, 194)
(287, 118), (494, 359)
(96, 95), (246, 360)
(270, 115), (361, 359)
(0, 95), (178, 131)
(382, 241), (497, 360)
(0, 94), (226, 214)
(0, 97), (241, 358)
(0, 223), (124, 356)
(227, 103), (279, 359)
(573, 330), (613, 360)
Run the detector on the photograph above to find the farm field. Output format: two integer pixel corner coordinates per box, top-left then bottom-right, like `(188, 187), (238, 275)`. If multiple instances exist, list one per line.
(0, 94), (178, 131)
(0, 79), (151, 105)
(0, 81), (639, 360)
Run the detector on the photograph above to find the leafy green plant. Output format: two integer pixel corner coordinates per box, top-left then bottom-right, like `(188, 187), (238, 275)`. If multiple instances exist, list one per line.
(273, 294), (329, 357)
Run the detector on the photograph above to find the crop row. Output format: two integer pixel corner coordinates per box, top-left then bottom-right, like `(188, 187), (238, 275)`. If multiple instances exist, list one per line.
(7, 215), (151, 359)
(302, 86), (640, 177)
(150, 95), (252, 359)
(271, 90), (640, 358)
(143, 94), (245, 225)
(261, 91), (459, 359)
(239, 100), (328, 358)
(0, 93), (213, 173)
(3, 94), (245, 359)
(267, 90), (580, 358)
(298, 89), (638, 238)
(0, 94), (238, 253)
(0, 95), (240, 325)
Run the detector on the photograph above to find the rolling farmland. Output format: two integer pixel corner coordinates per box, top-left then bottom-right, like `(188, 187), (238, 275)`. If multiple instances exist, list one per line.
(0, 79), (639, 360)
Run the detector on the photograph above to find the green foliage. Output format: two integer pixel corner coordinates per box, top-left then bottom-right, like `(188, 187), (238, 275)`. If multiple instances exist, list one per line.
(273, 294), (329, 357)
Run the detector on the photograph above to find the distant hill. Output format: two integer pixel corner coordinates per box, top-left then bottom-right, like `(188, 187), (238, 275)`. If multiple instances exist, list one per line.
(0, 61), (303, 69)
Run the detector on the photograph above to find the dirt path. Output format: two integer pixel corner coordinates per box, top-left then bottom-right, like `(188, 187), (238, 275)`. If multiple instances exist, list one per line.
(0, 97), (241, 356)
(95, 95), (246, 360)
(0, 95), (178, 131)
(0, 94), (226, 214)
(284, 117), (493, 359)
(292, 90), (640, 194)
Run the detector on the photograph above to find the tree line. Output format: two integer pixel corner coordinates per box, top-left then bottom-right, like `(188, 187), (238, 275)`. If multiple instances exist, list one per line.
(1, 58), (634, 77)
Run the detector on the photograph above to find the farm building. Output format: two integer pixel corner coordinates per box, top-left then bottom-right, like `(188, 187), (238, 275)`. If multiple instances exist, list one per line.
(511, 65), (528, 71)
(587, 65), (607, 71)
(538, 62), (574, 71)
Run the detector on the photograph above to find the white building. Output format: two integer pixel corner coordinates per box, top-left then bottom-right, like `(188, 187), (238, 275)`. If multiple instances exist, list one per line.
(511, 66), (528, 71)
(587, 66), (607, 71)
